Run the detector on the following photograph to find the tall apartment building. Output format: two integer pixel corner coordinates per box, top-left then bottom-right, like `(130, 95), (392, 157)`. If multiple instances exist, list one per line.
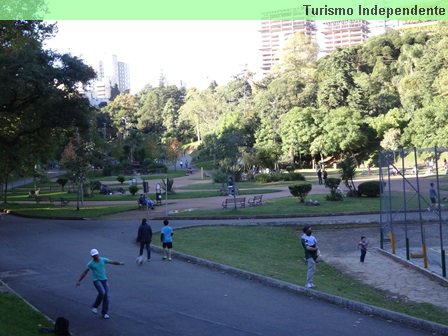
(259, 15), (440, 74)
(260, 8), (316, 74)
(117, 61), (130, 93)
(318, 20), (370, 54)
(86, 54), (131, 106)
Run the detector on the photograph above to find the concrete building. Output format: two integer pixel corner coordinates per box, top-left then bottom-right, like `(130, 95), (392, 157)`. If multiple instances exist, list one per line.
(259, 8), (316, 74)
(318, 20), (369, 54)
(259, 15), (439, 73)
(83, 54), (130, 106)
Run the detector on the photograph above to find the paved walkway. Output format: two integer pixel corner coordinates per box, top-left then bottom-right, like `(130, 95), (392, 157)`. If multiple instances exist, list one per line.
(99, 170), (448, 313)
(6, 169), (448, 316)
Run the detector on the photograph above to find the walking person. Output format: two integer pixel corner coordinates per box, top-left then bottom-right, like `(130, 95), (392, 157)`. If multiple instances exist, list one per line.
(136, 218), (153, 262)
(76, 249), (125, 319)
(301, 225), (318, 288)
(322, 170), (328, 187)
(358, 236), (368, 263)
(428, 182), (437, 211)
(161, 219), (174, 261)
(317, 169), (323, 185)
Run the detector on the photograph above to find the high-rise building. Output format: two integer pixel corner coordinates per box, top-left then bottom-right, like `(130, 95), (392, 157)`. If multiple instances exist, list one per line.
(318, 20), (369, 54)
(259, 15), (440, 73)
(117, 61), (130, 93)
(259, 8), (316, 74)
(86, 54), (130, 106)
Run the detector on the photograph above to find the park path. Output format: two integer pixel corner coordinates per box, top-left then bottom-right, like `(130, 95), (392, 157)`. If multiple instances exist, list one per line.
(8, 167), (448, 312)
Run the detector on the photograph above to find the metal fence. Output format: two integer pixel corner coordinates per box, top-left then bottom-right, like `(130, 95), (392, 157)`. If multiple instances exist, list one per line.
(379, 147), (447, 277)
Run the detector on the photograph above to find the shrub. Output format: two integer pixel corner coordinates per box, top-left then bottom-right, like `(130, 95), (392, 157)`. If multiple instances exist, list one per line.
(325, 177), (343, 201)
(358, 181), (380, 197)
(56, 177), (68, 191)
(255, 172), (306, 183)
(325, 177), (341, 191)
(255, 173), (270, 183)
(129, 185), (139, 196)
(288, 172), (306, 181)
(289, 183), (312, 203)
(117, 176), (125, 184)
(212, 170), (229, 184)
(326, 192), (343, 201)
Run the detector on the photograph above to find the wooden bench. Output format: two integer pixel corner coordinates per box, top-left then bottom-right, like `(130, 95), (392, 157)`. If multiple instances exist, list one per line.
(60, 198), (70, 207)
(35, 196), (54, 204)
(248, 195), (263, 206)
(222, 197), (246, 209)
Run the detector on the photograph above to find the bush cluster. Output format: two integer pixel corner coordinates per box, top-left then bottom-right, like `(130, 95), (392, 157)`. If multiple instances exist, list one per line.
(255, 172), (305, 183)
(326, 192), (344, 201)
(289, 183), (312, 203)
(357, 181), (380, 197)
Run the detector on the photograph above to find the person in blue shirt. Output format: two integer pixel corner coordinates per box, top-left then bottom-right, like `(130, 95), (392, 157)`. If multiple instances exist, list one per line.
(160, 219), (174, 261)
(76, 249), (124, 319)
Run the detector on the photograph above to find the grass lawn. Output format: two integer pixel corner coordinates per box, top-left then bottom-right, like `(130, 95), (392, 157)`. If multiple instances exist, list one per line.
(154, 226), (448, 326)
(170, 194), (381, 217)
(169, 190), (439, 218)
(166, 189), (282, 199)
(0, 203), (136, 219)
(96, 170), (186, 181)
(0, 292), (53, 336)
(177, 181), (302, 190)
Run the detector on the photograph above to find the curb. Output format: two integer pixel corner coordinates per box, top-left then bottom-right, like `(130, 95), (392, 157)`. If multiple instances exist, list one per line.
(0, 279), (55, 328)
(151, 245), (448, 336)
(378, 248), (448, 287)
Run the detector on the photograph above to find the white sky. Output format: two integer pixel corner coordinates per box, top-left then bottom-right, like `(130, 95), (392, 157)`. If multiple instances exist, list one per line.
(45, 20), (261, 93)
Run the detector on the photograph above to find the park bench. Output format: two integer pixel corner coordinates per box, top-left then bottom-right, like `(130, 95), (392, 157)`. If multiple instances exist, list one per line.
(248, 195), (263, 207)
(35, 196), (54, 204)
(222, 197), (246, 209)
(59, 198), (70, 207)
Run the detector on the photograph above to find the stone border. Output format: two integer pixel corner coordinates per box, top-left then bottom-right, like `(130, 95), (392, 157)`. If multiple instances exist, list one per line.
(151, 245), (448, 335)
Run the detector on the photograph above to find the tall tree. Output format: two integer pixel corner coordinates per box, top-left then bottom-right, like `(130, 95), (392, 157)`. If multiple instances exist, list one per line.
(0, 21), (96, 202)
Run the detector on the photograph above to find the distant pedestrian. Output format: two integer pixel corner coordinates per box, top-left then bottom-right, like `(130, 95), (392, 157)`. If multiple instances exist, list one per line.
(358, 236), (368, 263)
(428, 182), (437, 211)
(317, 169), (323, 185)
(161, 219), (174, 261)
(301, 225), (318, 288)
(323, 170), (328, 187)
(180, 161), (183, 169)
(76, 249), (124, 319)
(136, 218), (153, 262)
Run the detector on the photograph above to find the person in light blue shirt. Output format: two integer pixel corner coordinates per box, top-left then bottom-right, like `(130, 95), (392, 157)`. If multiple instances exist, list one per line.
(160, 219), (174, 261)
(76, 249), (124, 319)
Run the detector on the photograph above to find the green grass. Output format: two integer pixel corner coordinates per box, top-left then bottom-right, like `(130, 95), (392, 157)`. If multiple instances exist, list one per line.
(177, 181), (301, 190)
(0, 203), (136, 219)
(0, 292), (53, 336)
(166, 189), (281, 199)
(97, 170), (186, 181)
(170, 194), (381, 217)
(154, 226), (448, 326)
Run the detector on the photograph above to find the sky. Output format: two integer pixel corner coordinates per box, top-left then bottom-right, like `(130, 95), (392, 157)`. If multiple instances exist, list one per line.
(45, 20), (261, 93)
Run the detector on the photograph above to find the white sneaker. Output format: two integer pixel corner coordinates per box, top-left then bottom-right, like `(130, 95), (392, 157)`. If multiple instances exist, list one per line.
(91, 307), (98, 314)
(305, 283), (313, 288)
(103, 314), (110, 319)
